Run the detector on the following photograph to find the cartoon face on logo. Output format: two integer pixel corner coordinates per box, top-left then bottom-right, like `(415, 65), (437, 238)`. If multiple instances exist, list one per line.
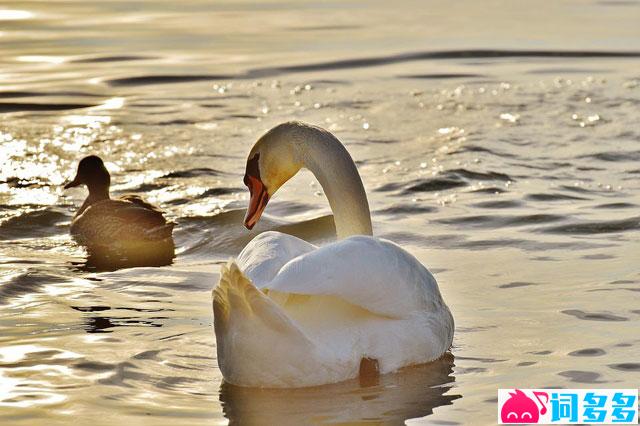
(501, 389), (548, 423)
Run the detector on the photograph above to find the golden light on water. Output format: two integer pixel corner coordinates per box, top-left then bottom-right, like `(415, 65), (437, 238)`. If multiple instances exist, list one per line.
(17, 56), (66, 65)
(0, 9), (34, 21)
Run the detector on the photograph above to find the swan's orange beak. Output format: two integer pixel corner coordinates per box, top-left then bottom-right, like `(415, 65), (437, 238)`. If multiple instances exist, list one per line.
(244, 173), (269, 230)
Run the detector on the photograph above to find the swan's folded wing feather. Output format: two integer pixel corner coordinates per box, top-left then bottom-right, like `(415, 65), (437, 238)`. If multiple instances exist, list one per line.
(236, 231), (316, 288)
(265, 236), (445, 318)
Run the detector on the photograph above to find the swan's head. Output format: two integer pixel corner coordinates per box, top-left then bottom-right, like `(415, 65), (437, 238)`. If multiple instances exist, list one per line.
(243, 124), (303, 229)
(64, 155), (111, 193)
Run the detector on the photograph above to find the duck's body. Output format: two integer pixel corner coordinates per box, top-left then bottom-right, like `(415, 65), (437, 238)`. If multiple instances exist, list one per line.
(65, 156), (174, 254)
(213, 122), (454, 388)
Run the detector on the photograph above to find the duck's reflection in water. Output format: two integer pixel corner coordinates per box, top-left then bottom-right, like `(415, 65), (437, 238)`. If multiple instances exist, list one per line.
(74, 238), (175, 272)
(220, 353), (459, 425)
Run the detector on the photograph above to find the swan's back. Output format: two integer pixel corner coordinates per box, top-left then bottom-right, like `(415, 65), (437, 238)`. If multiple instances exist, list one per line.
(266, 236), (446, 318)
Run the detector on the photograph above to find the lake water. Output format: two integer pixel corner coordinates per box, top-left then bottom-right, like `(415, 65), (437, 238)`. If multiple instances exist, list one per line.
(1, 1), (639, 424)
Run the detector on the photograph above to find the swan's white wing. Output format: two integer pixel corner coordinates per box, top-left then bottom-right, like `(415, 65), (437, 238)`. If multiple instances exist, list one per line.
(265, 236), (446, 318)
(236, 231), (316, 288)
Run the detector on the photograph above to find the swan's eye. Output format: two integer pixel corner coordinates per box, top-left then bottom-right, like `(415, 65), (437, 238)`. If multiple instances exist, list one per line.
(507, 412), (517, 419)
(522, 412), (532, 419)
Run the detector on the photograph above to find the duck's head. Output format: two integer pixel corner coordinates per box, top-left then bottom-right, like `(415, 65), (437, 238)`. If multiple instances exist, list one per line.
(243, 123), (303, 229)
(64, 155), (111, 194)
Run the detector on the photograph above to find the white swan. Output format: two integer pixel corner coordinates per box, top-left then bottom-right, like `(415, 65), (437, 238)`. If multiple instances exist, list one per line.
(213, 121), (454, 387)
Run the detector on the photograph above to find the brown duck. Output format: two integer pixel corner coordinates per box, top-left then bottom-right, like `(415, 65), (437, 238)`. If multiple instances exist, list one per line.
(64, 155), (174, 256)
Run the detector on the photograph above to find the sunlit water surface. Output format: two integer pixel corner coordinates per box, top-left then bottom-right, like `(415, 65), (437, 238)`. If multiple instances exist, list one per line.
(1, 1), (639, 425)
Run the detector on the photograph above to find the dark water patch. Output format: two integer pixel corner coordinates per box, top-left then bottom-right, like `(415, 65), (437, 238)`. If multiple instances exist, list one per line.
(376, 204), (437, 215)
(531, 255), (560, 261)
(498, 281), (539, 289)
(576, 166), (606, 171)
(582, 253), (615, 260)
(526, 193), (588, 201)
(456, 367), (487, 374)
(0, 102), (97, 113)
(119, 182), (166, 193)
(245, 49), (640, 78)
(528, 350), (553, 355)
(588, 288), (640, 293)
(155, 375), (200, 391)
(569, 348), (606, 357)
(199, 103), (225, 108)
(374, 182), (405, 192)
(163, 167), (223, 178)
(106, 74), (232, 87)
(610, 279), (635, 284)
(402, 178), (467, 193)
(470, 187), (507, 194)
(0, 208), (68, 240)
(447, 168), (513, 181)
(363, 138), (400, 145)
(82, 315), (167, 333)
(72, 55), (158, 63)
(198, 187), (240, 197)
(0, 91), (43, 98)
(517, 361), (537, 367)
(472, 200), (522, 209)
(581, 151), (640, 162)
(558, 185), (597, 194)
(155, 119), (199, 126)
(133, 350), (164, 360)
(562, 309), (628, 322)
(540, 216), (640, 234)
(0, 90), (102, 99)
(72, 305), (110, 312)
(594, 202), (636, 209)
(608, 363), (640, 372)
(436, 213), (564, 229)
(400, 73), (485, 79)
(558, 370), (604, 383)
(73, 361), (116, 372)
(453, 144), (517, 159)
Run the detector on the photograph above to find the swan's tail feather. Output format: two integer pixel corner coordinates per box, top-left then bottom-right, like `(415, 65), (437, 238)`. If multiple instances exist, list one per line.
(213, 260), (311, 340)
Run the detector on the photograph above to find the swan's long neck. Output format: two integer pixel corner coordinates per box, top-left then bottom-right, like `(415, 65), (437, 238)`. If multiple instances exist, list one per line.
(295, 126), (372, 239)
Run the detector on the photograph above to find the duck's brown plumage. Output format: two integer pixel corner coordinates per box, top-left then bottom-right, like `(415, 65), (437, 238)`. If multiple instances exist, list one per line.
(65, 155), (174, 252)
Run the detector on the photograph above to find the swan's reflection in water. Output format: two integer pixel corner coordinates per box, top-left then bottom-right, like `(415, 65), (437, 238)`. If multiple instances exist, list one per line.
(220, 353), (459, 425)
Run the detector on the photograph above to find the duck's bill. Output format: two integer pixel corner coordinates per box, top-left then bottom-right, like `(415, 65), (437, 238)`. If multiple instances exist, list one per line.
(63, 177), (81, 189)
(244, 175), (269, 230)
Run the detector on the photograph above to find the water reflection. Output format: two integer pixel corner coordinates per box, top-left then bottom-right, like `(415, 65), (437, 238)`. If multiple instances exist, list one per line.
(220, 353), (459, 425)
(71, 239), (175, 272)
(71, 305), (169, 333)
